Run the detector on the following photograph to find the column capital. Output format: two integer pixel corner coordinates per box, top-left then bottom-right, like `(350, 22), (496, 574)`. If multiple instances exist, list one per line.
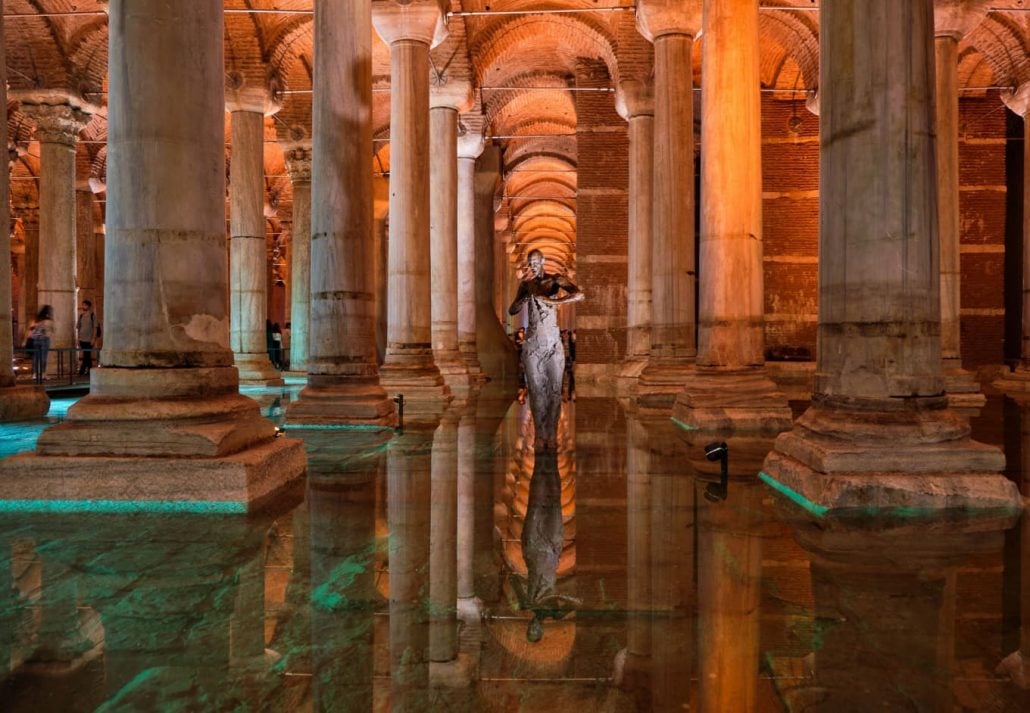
(805, 89), (821, 117)
(283, 143), (313, 185)
(225, 76), (281, 116)
(21, 101), (91, 147)
(616, 77), (655, 121)
(1002, 82), (1030, 119)
(457, 126), (485, 160)
(934, 0), (991, 41)
(636, 0), (702, 42)
(372, 0), (448, 47)
(430, 78), (474, 112)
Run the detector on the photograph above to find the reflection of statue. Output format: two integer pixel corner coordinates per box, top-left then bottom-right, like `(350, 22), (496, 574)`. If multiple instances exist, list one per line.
(511, 449), (580, 642)
(508, 250), (584, 450)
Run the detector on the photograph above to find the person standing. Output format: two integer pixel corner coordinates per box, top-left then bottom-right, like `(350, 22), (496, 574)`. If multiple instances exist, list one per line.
(76, 299), (98, 376)
(28, 304), (54, 382)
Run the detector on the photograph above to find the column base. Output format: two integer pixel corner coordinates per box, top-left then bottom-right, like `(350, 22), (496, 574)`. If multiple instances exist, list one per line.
(616, 357), (649, 398)
(760, 399), (1021, 515)
(671, 367), (792, 434)
(0, 366), (306, 511)
(429, 654), (475, 688)
(286, 377), (396, 427)
(459, 341), (488, 383)
(765, 361), (816, 402)
(942, 363), (985, 408)
(0, 384), (50, 422)
(635, 359), (695, 414)
(993, 365), (1030, 395)
(234, 352), (284, 386)
(436, 353), (474, 399)
(380, 360), (453, 423)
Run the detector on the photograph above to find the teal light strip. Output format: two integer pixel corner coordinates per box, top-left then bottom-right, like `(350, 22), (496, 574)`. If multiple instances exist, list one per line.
(758, 470), (829, 518)
(670, 417), (699, 431)
(0, 499), (247, 514)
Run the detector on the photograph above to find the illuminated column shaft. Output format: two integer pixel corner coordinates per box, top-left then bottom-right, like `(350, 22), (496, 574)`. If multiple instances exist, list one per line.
(287, 0), (394, 425)
(229, 105), (281, 384)
(457, 132), (486, 379)
(285, 145), (312, 373)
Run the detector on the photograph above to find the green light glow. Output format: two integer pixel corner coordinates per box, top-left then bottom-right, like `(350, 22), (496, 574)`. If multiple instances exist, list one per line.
(758, 470), (829, 518)
(670, 417), (699, 431)
(0, 499), (246, 514)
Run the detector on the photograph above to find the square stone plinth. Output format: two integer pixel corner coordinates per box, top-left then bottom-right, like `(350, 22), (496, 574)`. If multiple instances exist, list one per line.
(761, 447), (1023, 516)
(0, 436), (306, 513)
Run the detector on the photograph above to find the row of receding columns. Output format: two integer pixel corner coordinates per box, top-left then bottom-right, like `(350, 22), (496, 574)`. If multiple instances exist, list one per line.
(623, 0), (1026, 430)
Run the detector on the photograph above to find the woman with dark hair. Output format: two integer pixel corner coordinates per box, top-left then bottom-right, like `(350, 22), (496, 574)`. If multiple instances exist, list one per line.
(27, 304), (54, 382)
(508, 250), (584, 450)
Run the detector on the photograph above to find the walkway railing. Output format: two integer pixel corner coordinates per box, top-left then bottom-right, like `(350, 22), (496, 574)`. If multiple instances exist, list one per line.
(12, 346), (101, 386)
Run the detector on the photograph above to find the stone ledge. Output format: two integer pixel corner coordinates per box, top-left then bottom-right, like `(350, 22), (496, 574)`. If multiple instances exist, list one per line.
(0, 436), (306, 512)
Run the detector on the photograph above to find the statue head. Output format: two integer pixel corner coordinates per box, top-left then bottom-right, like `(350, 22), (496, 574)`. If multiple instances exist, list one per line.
(527, 249), (545, 278)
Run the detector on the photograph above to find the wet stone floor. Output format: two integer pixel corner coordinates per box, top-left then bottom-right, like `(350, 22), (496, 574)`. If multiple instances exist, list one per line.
(0, 381), (1028, 712)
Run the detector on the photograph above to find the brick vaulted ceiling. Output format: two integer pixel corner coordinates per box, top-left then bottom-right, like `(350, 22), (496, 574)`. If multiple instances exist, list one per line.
(3, 0), (1030, 274)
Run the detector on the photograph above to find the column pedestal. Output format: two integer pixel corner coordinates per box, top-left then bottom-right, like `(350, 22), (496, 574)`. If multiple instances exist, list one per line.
(673, 369), (792, 434)
(0, 386), (50, 421)
(0, 0), (305, 511)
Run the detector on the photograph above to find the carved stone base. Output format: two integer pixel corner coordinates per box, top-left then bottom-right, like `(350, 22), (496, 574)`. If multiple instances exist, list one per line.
(672, 368), (792, 434)
(286, 377), (396, 427)
(761, 399), (1022, 514)
(765, 361), (816, 401)
(0, 384), (50, 422)
(636, 359), (695, 414)
(459, 341), (488, 383)
(942, 363), (985, 408)
(234, 352), (284, 386)
(616, 357), (648, 398)
(0, 366), (306, 511)
(380, 361), (452, 423)
(437, 357), (474, 401)
(993, 365), (1030, 395)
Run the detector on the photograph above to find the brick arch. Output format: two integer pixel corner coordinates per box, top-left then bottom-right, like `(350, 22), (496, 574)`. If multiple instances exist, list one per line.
(758, 7), (820, 90)
(470, 13), (618, 87)
(966, 12), (1030, 86)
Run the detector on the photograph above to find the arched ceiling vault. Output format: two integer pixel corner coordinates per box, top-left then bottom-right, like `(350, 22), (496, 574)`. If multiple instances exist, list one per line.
(4, 1), (1030, 276)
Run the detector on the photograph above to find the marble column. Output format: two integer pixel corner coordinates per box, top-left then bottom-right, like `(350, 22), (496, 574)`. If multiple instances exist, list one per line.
(761, 0), (1020, 513)
(227, 94), (282, 385)
(455, 400), (479, 621)
(0, 0), (306, 508)
(373, 0), (452, 419)
(0, 7), (48, 420)
(75, 186), (98, 313)
(635, 0), (702, 412)
(935, 1), (991, 407)
(672, 0), (791, 433)
(429, 84), (473, 398)
(457, 129), (486, 382)
(284, 144), (311, 375)
(286, 0), (395, 426)
(616, 79), (655, 391)
(21, 100), (90, 371)
(996, 83), (1030, 393)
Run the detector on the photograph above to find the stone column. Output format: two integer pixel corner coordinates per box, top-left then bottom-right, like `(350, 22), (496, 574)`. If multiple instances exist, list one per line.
(227, 92), (282, 385)
(21, 100), (90, 371)
(286, 0), (394, 426)
(672, 0), (791, 433)
(0, 7), (48, 420)
(0, 0), (305, 509)
(428, 412), (459, 672)
(284, 144), (311, 375)
(616, 80), (655, 390)
(997, 84), (1030, 392)
(761, 0), (1020, 513)
(935, 1), (991, 407)
(373, 0), (452, 419)
(457, 129), (486, 382)
(635, 0), (702, 411)
(429, 84), (473, 398)
(455, 400), (479, 621)
(75, 185), (98, 313)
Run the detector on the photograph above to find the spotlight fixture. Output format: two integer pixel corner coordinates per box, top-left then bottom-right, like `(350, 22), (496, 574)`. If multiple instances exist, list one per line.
(703, 441), (730, 503)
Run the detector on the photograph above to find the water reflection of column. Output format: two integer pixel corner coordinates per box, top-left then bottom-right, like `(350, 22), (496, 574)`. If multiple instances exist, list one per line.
(648, 418), (695, 712)
(793, 518), (1013, 711)
(229, 536), (268, 667)
(388, 427), (433, 711)
(621, 416), (653, 696)
(429, 411), (459, 666)
(999, 402), (1030, 687)
(30, 557), (97, 669)
(696, 475), (767, 713)
(309, 478), (377, 712)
